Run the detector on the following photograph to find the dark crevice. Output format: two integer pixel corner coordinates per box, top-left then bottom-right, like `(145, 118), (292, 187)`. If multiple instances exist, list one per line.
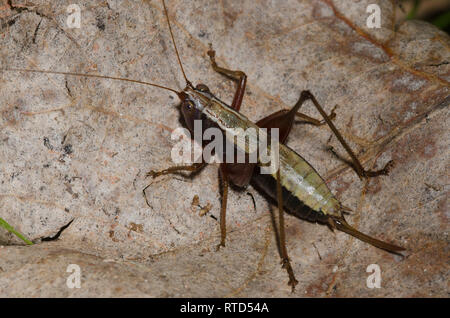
(168, 220), (180, 235)
(1, 16), (17, 29)
(41, 219), (74, 241)
(7, 0), (49, 19)
(32, 18), (42, 44)
(65, 80), (72, 97)
(427, 61), (449, 67)
(7, 0), (82, 49)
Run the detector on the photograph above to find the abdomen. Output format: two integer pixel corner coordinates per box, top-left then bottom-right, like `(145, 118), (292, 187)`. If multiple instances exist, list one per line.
(253, 143), (341, 221)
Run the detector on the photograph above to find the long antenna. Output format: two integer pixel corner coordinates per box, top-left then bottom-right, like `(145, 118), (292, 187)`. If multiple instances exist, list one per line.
(1, 68), (180, 94)
(161, 0), (192, 88)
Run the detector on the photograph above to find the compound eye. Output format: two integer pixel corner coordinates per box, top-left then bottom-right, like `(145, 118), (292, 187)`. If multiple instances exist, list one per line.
(184, 100), (195, 111)
(196, 83), (210, 93)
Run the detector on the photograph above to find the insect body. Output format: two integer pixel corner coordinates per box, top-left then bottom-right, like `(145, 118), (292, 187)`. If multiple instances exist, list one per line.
(3, 0), (405, 291)
(170, 78), (404, 289)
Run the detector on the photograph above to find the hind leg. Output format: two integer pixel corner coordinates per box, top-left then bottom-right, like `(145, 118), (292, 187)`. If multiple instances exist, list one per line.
(292, 90), (393, 178)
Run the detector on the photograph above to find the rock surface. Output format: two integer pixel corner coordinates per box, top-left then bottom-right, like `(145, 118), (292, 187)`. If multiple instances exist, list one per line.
(0, 0), (448, 297)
